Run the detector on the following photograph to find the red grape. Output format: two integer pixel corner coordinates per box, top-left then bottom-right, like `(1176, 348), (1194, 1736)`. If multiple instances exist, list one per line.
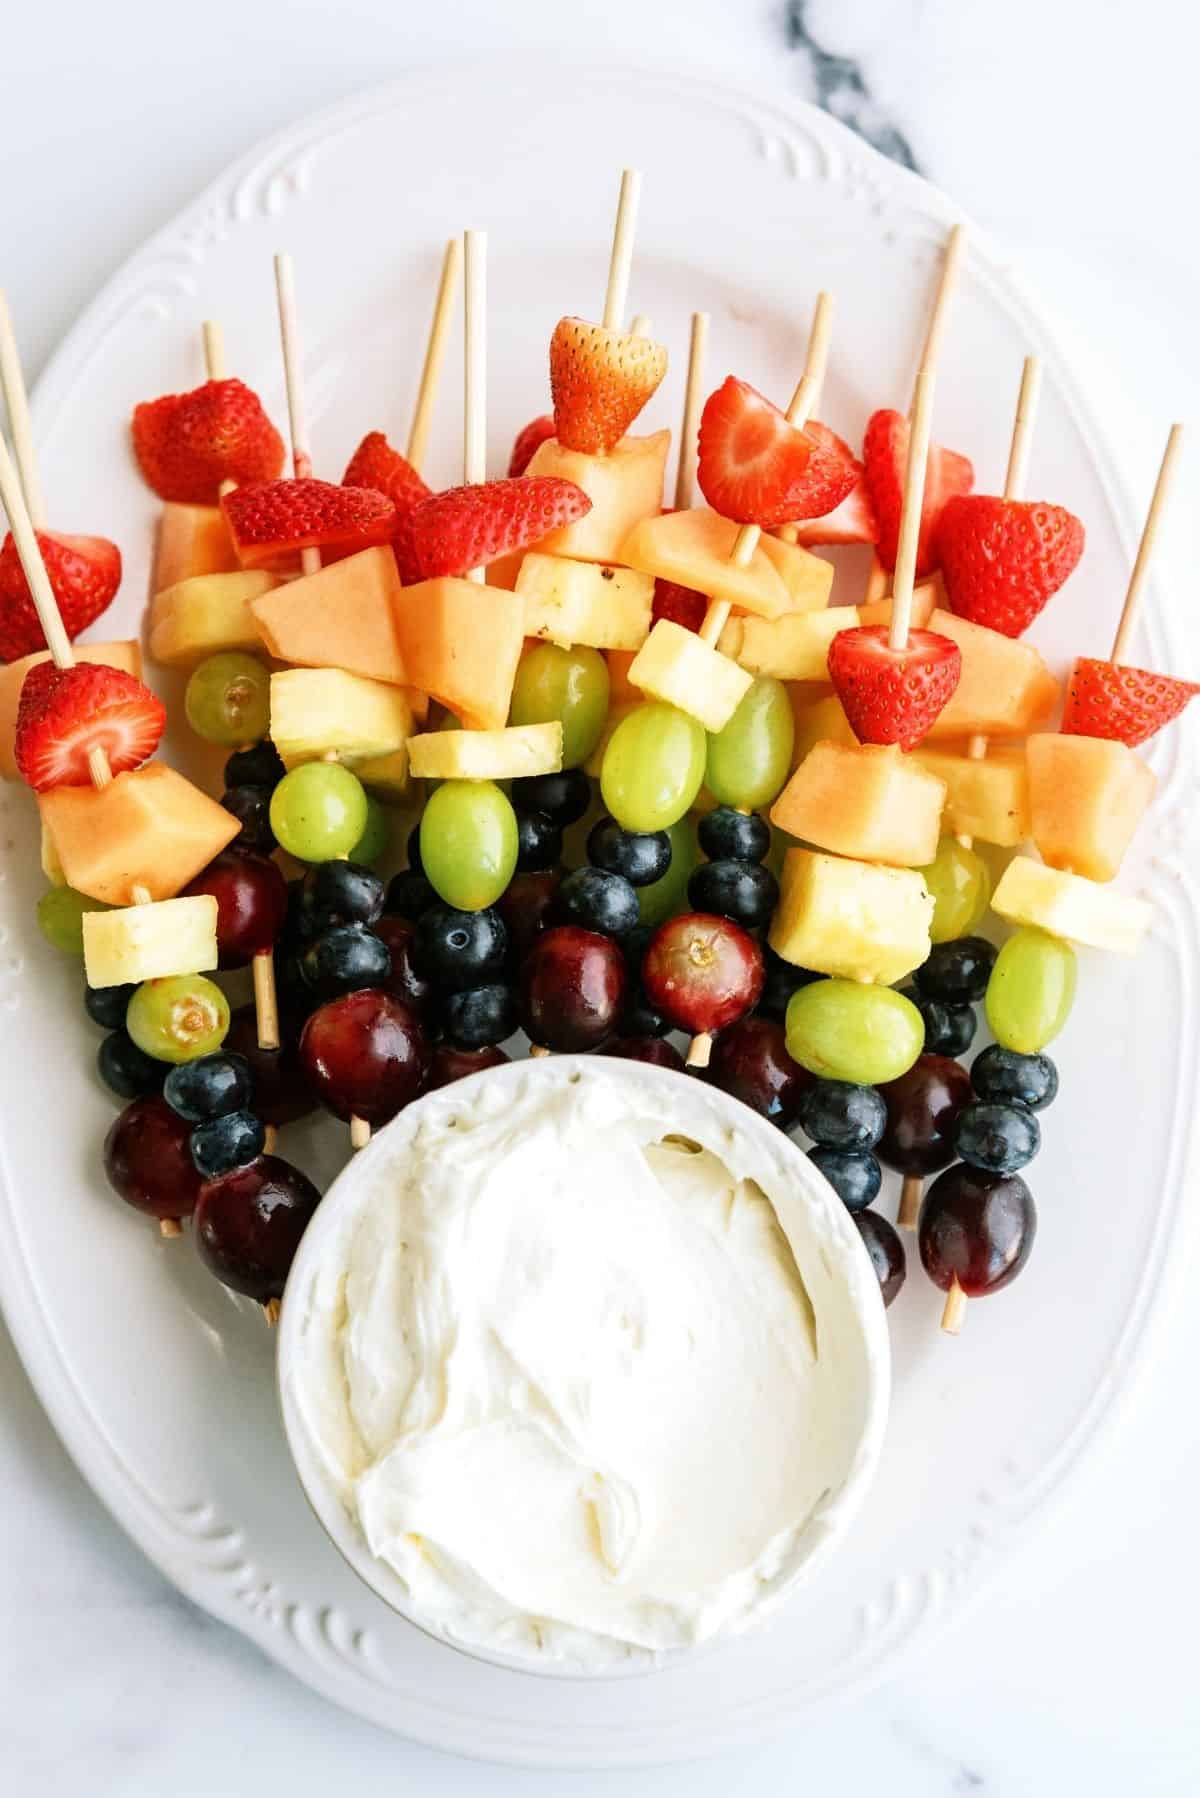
(194, 1153), (322, 1300)
(299, 990), (430, 1124)
(103, 1095), (204, 1221)
(642, 912), (764, 1036)
(225, 1003), (316, 1127)
(878, 1053), (972, 1177)
(183, 850), (288, 968)
(853, 1210), (906, 1308)
(517, 925), (627, 1051)
(918, 1164), (1036, 1298)
(497, 869), (562, 963)
(706, 1014), (811, 1127)
(599, 1035), (686, 1070)
(651, 578), (706, 632)
(372, 914), (434, 1017)
(426, 1043), (509, 1090)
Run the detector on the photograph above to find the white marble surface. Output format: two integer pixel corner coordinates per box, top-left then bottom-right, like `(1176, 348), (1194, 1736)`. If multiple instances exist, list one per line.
(3, 1), (1200, 1790)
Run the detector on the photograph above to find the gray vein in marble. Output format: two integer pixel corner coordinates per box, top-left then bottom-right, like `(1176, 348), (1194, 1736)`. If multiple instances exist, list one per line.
(784, 1), (919, 171)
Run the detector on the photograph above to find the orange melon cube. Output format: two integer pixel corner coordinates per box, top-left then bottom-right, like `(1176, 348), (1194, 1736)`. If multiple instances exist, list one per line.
(607, 649), (640, 706)
(924, 607), (1060, 739)
(526, 432), (670, 563)
(621, 507), (791, 618)
(392, 577), (524, 730)
(153, 504), (238, 595)
(1026, 734), (1155, 882)
(912, 744), (1031, 847)
(39, 763), (240, 906)
(771, 741), (945, 867)
(251, 546), (407, 685)
(1, 640), (142, 781)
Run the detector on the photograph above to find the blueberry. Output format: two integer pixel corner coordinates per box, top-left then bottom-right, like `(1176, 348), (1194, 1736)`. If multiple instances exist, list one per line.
(799, 1079), (887, 1150)
(902, 986), (976, 1057)
(189, 1109), (266, 1179)
(163, 1052), (254, 1123)
(223, 741), (285, 789)
(954, 1101), (1040, 1174)
(301, 924), (391, 1000)
(283, 878), (317, 947)
(757, 947), (820, 1022)
(386, 869), (438, 922)
(970, 1045), (1058, 1111)
(808, 1146), (882, 1212)
(687, 858), (778, 930)
(302, 861), (385, 929)
(553, 867), (640, 938)
(697, 806), (770, 865)
(414, 904), (508, 991)
(516, 810), (563, 873)
(853, 1210), (906, 1307)
(511, 769), (592, 827)
(622, 924), (654, 970)
(221, 783), (276, 854)
(622, 987), (669, 1038)
(97, 1033), (165, 1101)
(587, 818), (671, 887)
(85, 982), (136, 1032)
(442, 983), (517, 1049)
(914, 935), (997, 1004)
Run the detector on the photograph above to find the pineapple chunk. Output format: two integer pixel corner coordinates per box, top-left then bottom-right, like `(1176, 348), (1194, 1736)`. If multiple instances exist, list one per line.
(153, 503), (238, 594)
(925, 608), (1060, 740)
(913, 744), (1031, 848)
(392, 577), (524, 730)
(770, 847), (933, 984)
(526, 431), (670, 563)
(761, 535), (834, 613)
(992, 856), (1151, 952)
(621, 508), (792, 618)
(627, 619), (753, 733)
(39, 764), (240, 906)
(771, 742), (945, 867)
(83, 895), (220, 990)
(149, 571), (280, 667)
(408, 723), (563, 781)
(353, 747), (411, 801)
(41, 820), (65, 886)
(1026, 734), (1155, 882)
(516, 554), (654, 651)
(858, 583), (938, 630)
(270, 669), (414, 767)
(721, 607), (860, 681)
(788, 685), (853, 767)
(1, 640), (141, 780)
(250, 546), (406, 685)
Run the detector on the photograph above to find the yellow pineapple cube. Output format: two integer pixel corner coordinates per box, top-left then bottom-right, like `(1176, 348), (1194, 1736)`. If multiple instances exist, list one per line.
(627, 619), (753, 732)
(925, 608), (1060, 740)
(269, 669), (414, 767)
(353, 747), (411, 801)
(992, 855), (1151, 951)
(620, 508), (792, 618)
(770, 848), (933, 983)
(1, 640), (142, 780)
(526, 431), (670, 563)
(913, 744), (1031, 848)
(1026, 734), (1155, 882)
(857, 582), (938, 630)
(83, 895), (220, 989)
(761, 536), (834, 613)
(408, 723), (563, 782)
(149, 571), (281, 667)
(788, 685), (853, 767)
(771, 742), (945, 867)
(250, 547), (406, 685)
(41, 820), (65, 886)
(721, 606), (860, 681)
(516, 554), (654, 651)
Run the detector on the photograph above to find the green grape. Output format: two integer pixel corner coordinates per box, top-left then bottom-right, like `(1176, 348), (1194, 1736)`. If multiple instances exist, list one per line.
(985, 927), (1076, 1053)
(600, 702), (706, 833)
(637, 814), (699, 926)
(126, 975), (230, 1064)
(350, 795), (391, 866)
(185, 652), (271, 746)
(705, 676), (795, 811)
(919, 838), (992, 944)
(510, 644), (610, 770)
(420, 780), (518, 911)
(36, 886), (109, 956)
(270, 763), (369, 862)
(785, 978), (925, 1085)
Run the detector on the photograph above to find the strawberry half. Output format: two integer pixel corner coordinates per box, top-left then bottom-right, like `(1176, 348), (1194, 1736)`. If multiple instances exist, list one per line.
(342, 431), (431, 515)
(939, 494), (1084, 638)
(508, 414), (557, 476)
(827, 624), (962, 751)
(862, 408), (974, 576)
(131, 379), (285, 504)
(15, 661), (166, 790)
(651, 578), (707, 633)
(407, 477), (591, 580)
(221, 479), (396, 571)
(697, 378), (858, 528)
(1061, 657), (1200, 748)
(549, 318), (667, 455)
(785, 423), (878, 546)
(0, 531), (121, 663)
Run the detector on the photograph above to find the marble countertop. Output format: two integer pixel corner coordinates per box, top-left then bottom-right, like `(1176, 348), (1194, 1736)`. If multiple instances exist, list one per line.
(3, 2), (1200, 1792)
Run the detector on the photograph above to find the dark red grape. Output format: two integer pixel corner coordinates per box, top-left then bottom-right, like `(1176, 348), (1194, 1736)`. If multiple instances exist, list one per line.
(104, 1095), (203, 1221)
(517, 925), (627, 1051)
(225, 1004), (316, 1126)
(183, 850), (289, 968)
(426, 1043), (509, 1090)
(373, 914), (434, 1016)
(496, 869), (561, 963)
(878, 1053), (972, 1177)
(853, 1210), (906, 1307)
(193, 1153), (322, 1300)
(299, 990), (431, 1124)
(599, 1035), (686, 1070)
(706, 1015), (810, 1128)
(918, 1164), (1036, 1298)
(641, 912), (763, 1036)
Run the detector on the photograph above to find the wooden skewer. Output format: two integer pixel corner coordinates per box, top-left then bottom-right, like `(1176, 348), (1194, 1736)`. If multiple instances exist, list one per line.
(407, 236), (463, 475)
(462, 229), (487, 588)
(886, 367), (936, 655)
(674, 311), (709, 511)
(941, 1275), (967, 1334)
(602, 169), (641, 334)
(629, 313), (652, 339)
(1110, 423), (1185, 665)
(0, 290), (48, 528)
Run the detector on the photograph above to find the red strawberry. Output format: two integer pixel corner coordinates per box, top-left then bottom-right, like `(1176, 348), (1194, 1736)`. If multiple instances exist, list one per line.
(827, 625), (962, 751)
(862, 408), (974, 576)
(0, 531), (122, 663)
(549, 318), (667, 455)
(938, 494), (1084, 638)
(697, 378), (858, 529)
(509, 414), (557, 476)
(221, 480), (396, 571)
(342, 431), (431, 515)
(1061, 657), (1200, 748)
(651, 579), (707, 633)
(786, 423), (878, 546)
(408, 478), (591, 580)
(15, 661), (165, 790)
(131, 379), (285, 504)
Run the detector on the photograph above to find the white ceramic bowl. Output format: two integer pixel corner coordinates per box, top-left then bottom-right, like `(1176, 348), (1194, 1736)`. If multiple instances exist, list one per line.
(277, 1055), (891, 1677)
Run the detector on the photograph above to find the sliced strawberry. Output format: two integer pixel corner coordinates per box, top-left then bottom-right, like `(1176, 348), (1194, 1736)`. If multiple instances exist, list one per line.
(549, 318), (667, 455)
(827, 624), (962, 750)
(0, 531), (121, 663)
(221, 479), (396, 571)
(938, 494), (1084, 638)
(15, 661), (165, 790)
(408, 477), (591, 580)
(342, 431), (431, 515)
(131, 379), (285, 504)
(862, 408), (974, 576)
(509, 414), (556, 476)
(785, 424), (878, 546)
(1061, 658), (1200, 748)
(651, 578), (708, 633)
(697, 378), (858, 529)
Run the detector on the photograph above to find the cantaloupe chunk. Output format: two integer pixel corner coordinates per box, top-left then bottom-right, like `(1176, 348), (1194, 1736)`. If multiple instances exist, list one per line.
(992, 855), (1151, 952)
(486, 549), (525, 591)
(621, 508), (793, 619)
(153, 504), (238, 595)
(787, 685), (851, 767)
(149, 571), (280, 667)
(770, 848), (933, 983)
(607, 649), (640, 706)
(1025, 734), (1155, 882)
(924, 608), (1060, 740)
(392, 577), (524, 730)
(0, 641), (142, 781)
(516, 554), (653, 651)
(627, 619), (753, 732)
(761, 536), (834, 613)
(251, 546), (406, 685)
(270, 669), (414, 767)
(913, 744), (1031, 848)
(771, 741), (945, 867)
(409, 723), (563, 781)
(39, 764), (240, 906)
(526, 431), (670, 563)
(83, 895), (220, 989)
(720, 606), (860, 681)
